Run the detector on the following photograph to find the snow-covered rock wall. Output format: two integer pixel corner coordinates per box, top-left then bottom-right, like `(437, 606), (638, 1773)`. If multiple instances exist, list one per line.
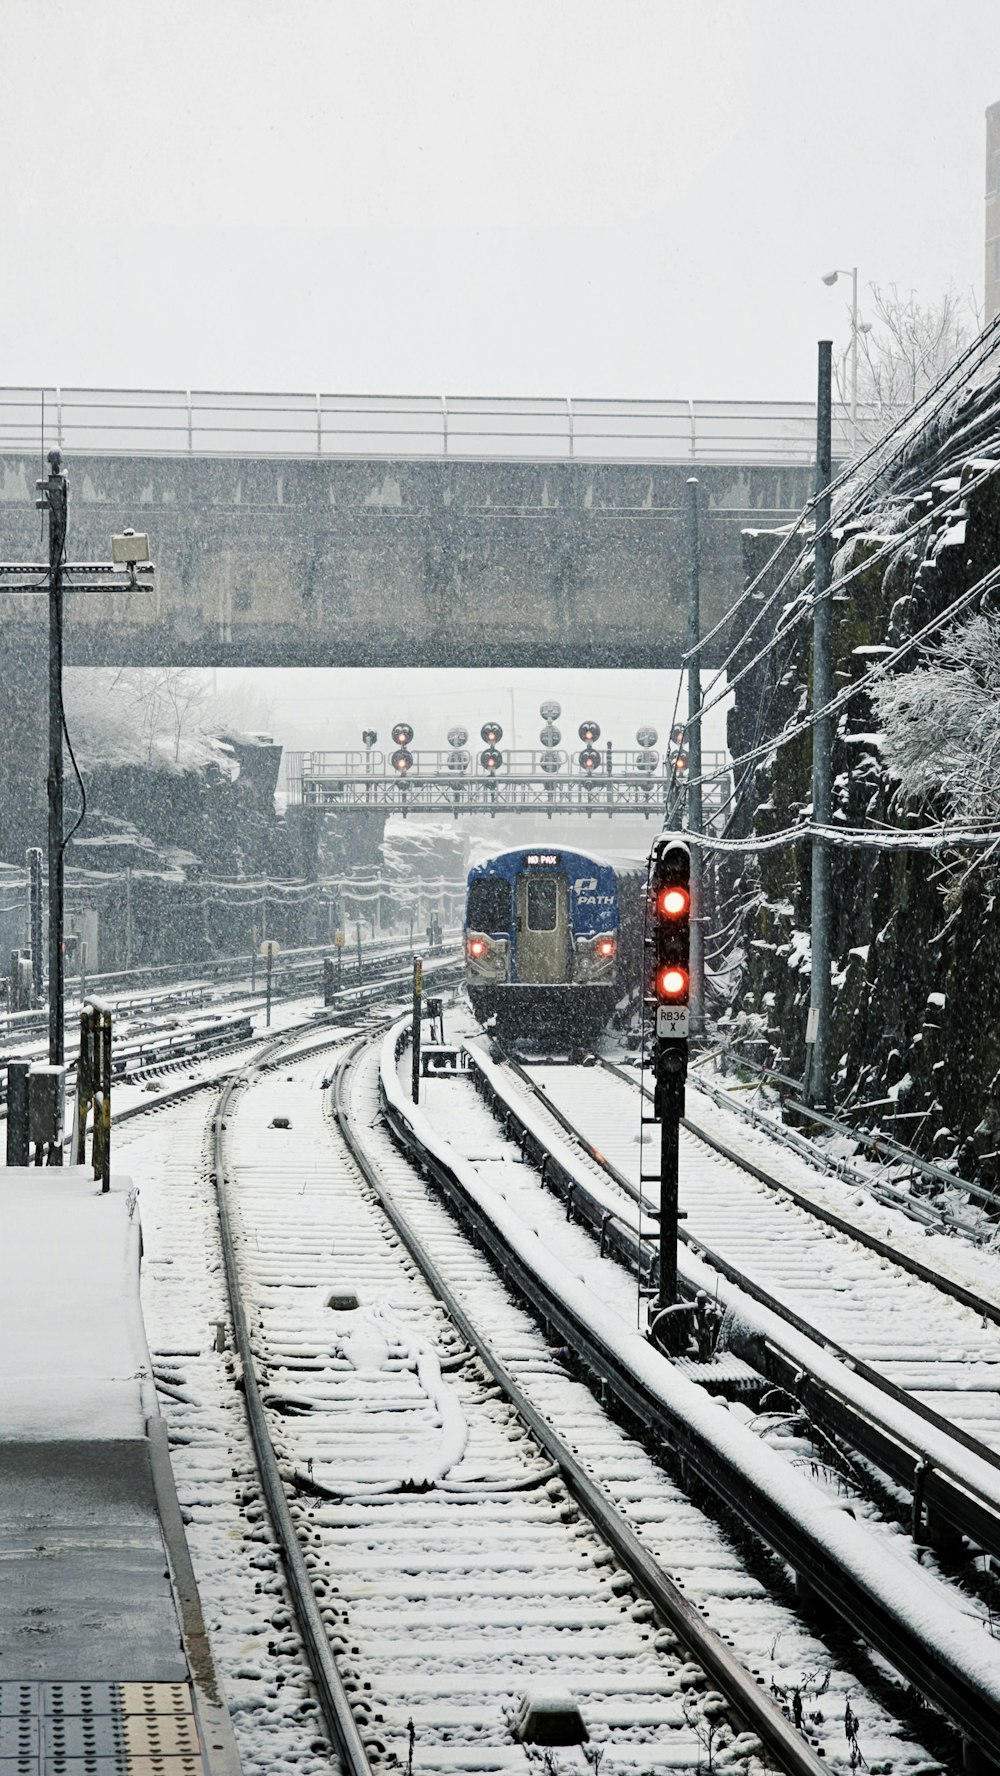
(722, 385), (1000, 1185)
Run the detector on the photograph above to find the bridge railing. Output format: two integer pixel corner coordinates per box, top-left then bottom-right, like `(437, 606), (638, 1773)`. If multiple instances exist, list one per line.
(0, 387), (869, 464)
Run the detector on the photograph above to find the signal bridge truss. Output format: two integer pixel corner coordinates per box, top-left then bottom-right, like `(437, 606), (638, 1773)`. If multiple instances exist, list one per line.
(287, 748), (732, 825)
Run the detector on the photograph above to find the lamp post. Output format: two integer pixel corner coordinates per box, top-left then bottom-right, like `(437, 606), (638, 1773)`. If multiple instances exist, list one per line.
(820, 266), (870, 452)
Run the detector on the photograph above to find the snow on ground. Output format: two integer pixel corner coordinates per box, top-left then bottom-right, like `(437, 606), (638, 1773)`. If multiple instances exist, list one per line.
(381, 1019), (952, 1771)
(0, 1162), (155, 1438)
(118, 1092), (340, 1775)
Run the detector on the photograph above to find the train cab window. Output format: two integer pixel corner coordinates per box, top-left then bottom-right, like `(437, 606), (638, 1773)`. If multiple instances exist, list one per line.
(526, 875), (558, 930)
(468, 878), (511, 933)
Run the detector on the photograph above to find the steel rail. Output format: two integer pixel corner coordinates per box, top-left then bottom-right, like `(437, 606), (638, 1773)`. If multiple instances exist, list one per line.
(1, 951), (462, 1120)
(600, 1057), (1000, 1326)
(467, 1046), (1000, 1564)
(378, 1031), (1000, 1765)
(211, 1035), (374, 1776)
(330, 1039), (829, 1776)
(703, 1038), (1000, 1216)
(10, 957), (462, 1150)
(109, 1018), (375, 1133)
(0, 1015), (256, 1117)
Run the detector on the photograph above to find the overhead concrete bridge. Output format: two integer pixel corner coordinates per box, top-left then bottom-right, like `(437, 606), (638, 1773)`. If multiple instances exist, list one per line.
(0, 389), (845, 671)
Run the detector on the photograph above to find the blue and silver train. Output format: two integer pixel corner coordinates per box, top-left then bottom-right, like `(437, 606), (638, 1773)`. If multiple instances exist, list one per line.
(464, 846), (642, 1044)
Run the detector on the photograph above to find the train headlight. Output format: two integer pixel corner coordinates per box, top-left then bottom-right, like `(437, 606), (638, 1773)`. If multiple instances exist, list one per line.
(575, 932), (617, 981)
(466, 931), (509, 980)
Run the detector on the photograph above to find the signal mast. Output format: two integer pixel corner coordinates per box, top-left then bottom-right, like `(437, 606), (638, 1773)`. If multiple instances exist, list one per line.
(644, 835), (691, 1353)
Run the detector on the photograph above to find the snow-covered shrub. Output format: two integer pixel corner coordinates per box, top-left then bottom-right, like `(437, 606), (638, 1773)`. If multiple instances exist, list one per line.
(873, 612), (1000, 826)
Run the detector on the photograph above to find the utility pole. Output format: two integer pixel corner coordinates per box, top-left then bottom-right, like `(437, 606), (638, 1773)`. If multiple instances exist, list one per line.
(41, 454), (68, 1066)
(685, 477), (704, 1039)
(125, 866), (133, 972)
(0, 454), (153, 1082)
(411, 956), (423, 1103)
(27, 847), (43, 1007)
(806, 343), (834, 1108)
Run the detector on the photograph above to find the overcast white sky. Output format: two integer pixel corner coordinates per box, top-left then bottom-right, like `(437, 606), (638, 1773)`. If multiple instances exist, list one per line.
(11, 3), (1000, 766)
(2, 0), (998, 402)
(206, 665), (729, 762)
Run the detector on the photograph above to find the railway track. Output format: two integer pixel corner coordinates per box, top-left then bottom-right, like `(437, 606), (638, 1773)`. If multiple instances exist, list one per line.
(1, 948), (462, 1130)
(128, 1014), (960, 1775)
(0, 931), (456, 1068)
(382, 1022), (1000, 1771)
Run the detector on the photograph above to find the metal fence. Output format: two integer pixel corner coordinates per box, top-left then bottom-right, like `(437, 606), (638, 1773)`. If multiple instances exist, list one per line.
(0, 387), (866, 465)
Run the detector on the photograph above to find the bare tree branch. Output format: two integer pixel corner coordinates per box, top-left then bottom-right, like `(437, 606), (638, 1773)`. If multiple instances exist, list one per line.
(834, 283), (982, 446)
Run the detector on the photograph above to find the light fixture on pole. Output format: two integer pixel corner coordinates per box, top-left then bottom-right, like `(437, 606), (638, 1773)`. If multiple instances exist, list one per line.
(820, 266), (870, 451)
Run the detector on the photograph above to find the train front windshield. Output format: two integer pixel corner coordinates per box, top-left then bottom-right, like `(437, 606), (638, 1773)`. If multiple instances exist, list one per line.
(467, 877), (511, 934)
(526, 875), (558, 929)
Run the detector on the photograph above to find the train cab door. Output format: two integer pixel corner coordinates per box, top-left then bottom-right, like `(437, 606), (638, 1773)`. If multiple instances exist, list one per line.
(515, 871), (570, 983)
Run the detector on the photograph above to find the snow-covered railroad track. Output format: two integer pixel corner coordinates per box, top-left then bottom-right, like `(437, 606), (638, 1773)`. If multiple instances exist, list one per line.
(206, 1025), (852, 1776)
(341, 1031), (961, 1775)
(539, 1055), (1000, 1459)
(462, 1044), (1000, 1555)
(392, 1028), (1000, 1770)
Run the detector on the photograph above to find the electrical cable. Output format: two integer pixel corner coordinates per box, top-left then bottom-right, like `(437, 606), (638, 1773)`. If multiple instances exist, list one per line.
(689, 453), (998, 744)
(708, 557), (1000, 790)
(59, 685), (88, 855)
(685, 309), (1000, 669)
(691, 817), (1000, 857)
(673, 322), (1000, 825)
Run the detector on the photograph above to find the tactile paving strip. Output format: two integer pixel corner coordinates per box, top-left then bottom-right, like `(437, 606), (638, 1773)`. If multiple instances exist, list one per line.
(0, 1680), (203, 1774)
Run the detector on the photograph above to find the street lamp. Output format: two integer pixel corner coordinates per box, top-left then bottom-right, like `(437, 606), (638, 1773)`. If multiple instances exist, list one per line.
(820, 266), (870, 451)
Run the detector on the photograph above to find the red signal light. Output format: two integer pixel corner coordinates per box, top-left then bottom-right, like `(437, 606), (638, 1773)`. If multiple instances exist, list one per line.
(657, 885), (690, 919)
(657, 964), (688, 1000)
(391, 747), (413, 772)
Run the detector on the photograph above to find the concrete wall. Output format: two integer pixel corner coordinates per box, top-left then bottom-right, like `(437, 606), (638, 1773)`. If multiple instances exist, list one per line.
(0, 453), (810, 671)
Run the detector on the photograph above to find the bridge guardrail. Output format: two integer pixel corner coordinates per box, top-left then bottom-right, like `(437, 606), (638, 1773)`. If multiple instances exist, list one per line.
(0, 387), (877, 464)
